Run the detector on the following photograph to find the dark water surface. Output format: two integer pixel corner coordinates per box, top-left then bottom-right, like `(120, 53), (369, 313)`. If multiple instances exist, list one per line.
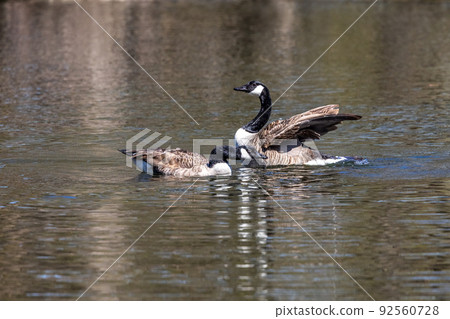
(0, 0), (449, 300)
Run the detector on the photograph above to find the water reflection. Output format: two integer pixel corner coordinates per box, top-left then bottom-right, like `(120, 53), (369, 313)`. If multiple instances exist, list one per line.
(234, 169), (271, 298)
(201, 167), (349, 300)
(202, 170), (273, 299)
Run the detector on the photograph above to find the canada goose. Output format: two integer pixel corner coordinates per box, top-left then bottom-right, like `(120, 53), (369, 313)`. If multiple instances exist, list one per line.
(233, 80), (362, 166)
(119, 145), (265, 177)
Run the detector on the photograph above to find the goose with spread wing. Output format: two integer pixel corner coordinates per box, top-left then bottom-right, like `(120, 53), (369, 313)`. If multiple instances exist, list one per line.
(233, 80), (362, 166)
(119, 145), (265, 177)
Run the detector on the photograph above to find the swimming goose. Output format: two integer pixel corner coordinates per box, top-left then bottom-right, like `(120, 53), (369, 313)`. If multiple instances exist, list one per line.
(233, 80), (362, 166)
(119, 145), (265, 177)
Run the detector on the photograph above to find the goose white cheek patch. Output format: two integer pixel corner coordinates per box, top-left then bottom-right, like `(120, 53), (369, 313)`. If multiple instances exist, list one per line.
(249, 85), (264, 96)
(212, 162), (232, 175)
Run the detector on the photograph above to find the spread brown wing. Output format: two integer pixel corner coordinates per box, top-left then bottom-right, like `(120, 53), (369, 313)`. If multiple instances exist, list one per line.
(125, 148), (208, 168)
(258, 104), (361, 149)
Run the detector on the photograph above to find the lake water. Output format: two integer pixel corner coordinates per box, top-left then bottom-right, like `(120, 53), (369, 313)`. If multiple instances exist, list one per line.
(0, 0), (449, 300)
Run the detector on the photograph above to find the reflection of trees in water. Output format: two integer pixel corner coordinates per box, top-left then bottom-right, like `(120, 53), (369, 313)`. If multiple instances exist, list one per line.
(3, 0), (448, 135)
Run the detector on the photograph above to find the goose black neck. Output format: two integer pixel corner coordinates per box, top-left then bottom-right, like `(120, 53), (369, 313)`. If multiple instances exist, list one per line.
(243, 87), (272, 133)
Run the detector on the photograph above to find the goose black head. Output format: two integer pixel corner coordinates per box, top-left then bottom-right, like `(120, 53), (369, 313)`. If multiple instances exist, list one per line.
(209, 146), (231, 163)
(208, 145), (268, 174)
(207, 146), (229, 169)
(234, 80), (267, 97)
(209, 145), (267, 165)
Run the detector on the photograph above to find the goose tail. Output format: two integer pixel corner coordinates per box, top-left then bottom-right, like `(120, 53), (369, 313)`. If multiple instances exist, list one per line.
(118, 149), (129, 155)
(118, 149), (144, 157)
(118, 149), (153, 173)
(306, 154), (369, 166)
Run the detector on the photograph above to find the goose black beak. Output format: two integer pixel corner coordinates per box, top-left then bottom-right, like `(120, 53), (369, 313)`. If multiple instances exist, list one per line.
(234, 85), (249, 92)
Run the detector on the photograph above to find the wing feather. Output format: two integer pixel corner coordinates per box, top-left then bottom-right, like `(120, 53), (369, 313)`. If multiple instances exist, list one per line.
(258, 104), (361, 149)
(128, 148), (208, 169)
